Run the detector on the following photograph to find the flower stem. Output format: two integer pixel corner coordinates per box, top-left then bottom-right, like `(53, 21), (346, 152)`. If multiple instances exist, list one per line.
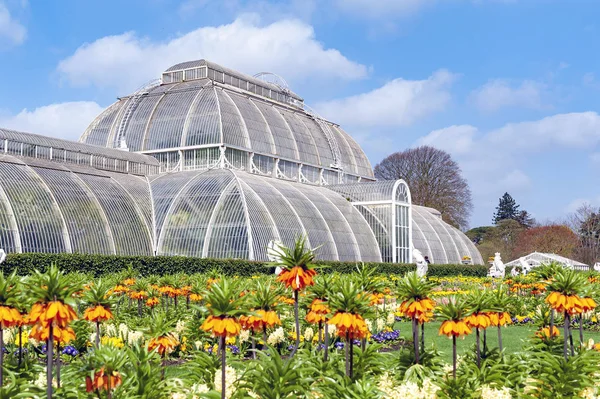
(579, 315), (584, 347)
(452, 335), (457, 379)
(497, 324), (503, 354)
(221, 335), (226, 399)
(18, 325), (22, 368)
(289, 290), (300, 358)
(564, 312), (569, 360)
(0, 327), (3, 388)
(345, 331), (350, 377)
(56, 342), (60, 388)
(412, 316), (419, 364)
(47, 324), (53, 399)
(324, 322), (329, 362)
(476, 328), (481, 368)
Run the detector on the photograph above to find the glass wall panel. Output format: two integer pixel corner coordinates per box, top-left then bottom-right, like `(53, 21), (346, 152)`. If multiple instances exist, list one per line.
(146, 89), (198, 150)
(184, 88), (221, 147)
(125, 94), (164, 152)
(237, 179), (279, 261)
(0, 184), (17, 253)
(226, 92), (274, 154)
(250, 99), (298, 160)
(77, 174), (152, 256)
(216, 90), (249, 149)
(158, 171), (234, 257)
(0, 163), (66, 253)
(32, 167), (114, 254)
(278, 109), (319, 165)
(205, 184), (249, 259)
(84, 102), (124, 147)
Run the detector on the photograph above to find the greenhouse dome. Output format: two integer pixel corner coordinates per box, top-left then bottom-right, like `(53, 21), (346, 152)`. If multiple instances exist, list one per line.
(0, 59), (483, 265)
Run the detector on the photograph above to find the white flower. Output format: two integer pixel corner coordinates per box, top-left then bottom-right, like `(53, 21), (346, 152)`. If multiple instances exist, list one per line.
(118, 323), (129, 337)
(328, 324), (337, 337)
(365, 319), (373, 332)
(480, 385), (512, 399)
(194, 341), (203, 350)
(238, 329), (250, 344)
(175, 320), (186, 335)
(127, 330), (144, 345)
(3, 328), (13, 345)
(267, 327), (285, 346)
(387, 311), (396, 326)
(304, 327), (314, 342)
(191, 383), (210, 394)
(376, 318), (385, 332)
(214, 366), (238, 399)
(105, 323), (117, 337)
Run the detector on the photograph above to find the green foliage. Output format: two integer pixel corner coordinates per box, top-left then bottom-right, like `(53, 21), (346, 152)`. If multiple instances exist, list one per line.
(1, 253), (489, 277)
(493, 192), (520, 225)
(236, 347), (317, 399)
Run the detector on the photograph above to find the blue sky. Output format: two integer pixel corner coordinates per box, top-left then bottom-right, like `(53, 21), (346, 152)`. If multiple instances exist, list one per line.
(0, 0), (599, 228)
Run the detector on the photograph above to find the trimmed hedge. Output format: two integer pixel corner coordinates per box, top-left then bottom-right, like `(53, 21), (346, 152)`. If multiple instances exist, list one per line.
(0, 253), (489, 278)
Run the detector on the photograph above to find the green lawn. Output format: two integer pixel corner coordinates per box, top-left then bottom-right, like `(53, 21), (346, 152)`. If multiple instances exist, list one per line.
(393, 321), (600, 363)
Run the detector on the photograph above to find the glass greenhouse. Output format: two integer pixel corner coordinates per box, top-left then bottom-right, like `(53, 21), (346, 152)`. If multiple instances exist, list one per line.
(0, 60), (483, 265)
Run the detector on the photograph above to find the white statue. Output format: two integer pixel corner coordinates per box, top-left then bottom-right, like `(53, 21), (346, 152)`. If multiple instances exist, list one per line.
(518, 257), (530, 275)
(267, 240), (285, 275)
(413, 247), (428, 277)
(489, 252), (505, 278)
(594, 262), (600, 272)
(0, 249), (5, 264)
(510, 267), (520, 277)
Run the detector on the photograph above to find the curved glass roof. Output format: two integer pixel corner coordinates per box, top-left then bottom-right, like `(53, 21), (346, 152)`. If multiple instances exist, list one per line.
(411, 205), (483, 265)
(153, 168), (382, 262)
(0, 154), (153, 255)
(80, 60), (374, 178)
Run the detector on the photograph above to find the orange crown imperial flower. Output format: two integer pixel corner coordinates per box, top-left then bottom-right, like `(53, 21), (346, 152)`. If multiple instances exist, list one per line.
(28, 301), (77, 329)
(276, 266), (317, 291)
(189, 293), (203, 302)
(240, 310), (281, 332)
(128, 291), (147, 300)
(0, 306), (22, 329)
(487, 312), (512, 327)
(146, 297), (160, 307)
(30, 324), (76, 344)
(465, 312), (492, 329)
(439, 320), (472, 338)
(148, 334), (179, 356)
(83, 305), (113, 323)
(535, 326), (560, 339)
(398, 298), (435, 320)
(546, 292), (585, 314)
(306, 311), (327, 324)
(329, 312), (369, 340)
(201, 315), (241, 337)
(86, 368), (122, 393)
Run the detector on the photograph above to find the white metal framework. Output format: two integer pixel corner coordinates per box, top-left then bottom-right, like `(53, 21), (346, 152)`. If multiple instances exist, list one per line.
(505, 252), (589, 272)
(0, 59), (483, 265)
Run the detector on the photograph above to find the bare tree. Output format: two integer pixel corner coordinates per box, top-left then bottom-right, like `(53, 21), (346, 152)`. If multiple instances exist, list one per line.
(566, 203), (600, 266)
(374, 146), (473, 229)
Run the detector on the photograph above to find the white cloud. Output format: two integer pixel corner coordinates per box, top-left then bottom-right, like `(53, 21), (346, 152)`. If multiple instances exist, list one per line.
(317, 69), (456, 128)
(418, 124), (477, 155)
(470, 79), (546, 112)
(0, 102), (104, 141)
(0, 2), (26, 47)
(417, 112), (600, 223)
(57, 15), (367, 93)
